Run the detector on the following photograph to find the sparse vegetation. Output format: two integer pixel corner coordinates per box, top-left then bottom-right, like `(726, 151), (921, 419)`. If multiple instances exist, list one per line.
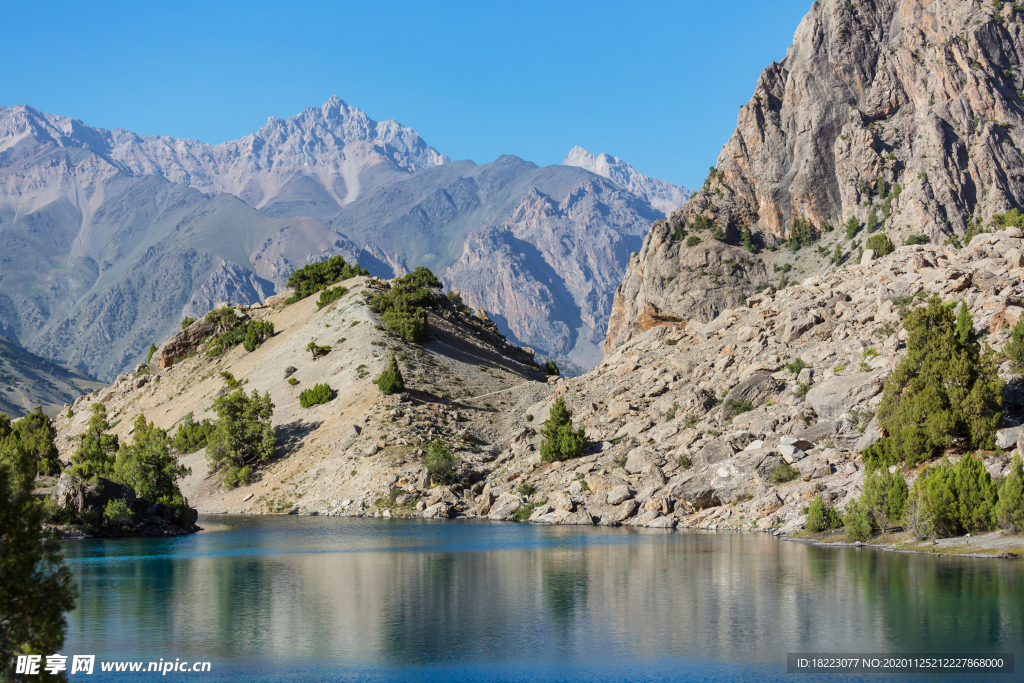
(376, 353), (405, 395)
(316, 285), (348, 309)
(285, 255), (368, 304)
(425, 438), (459, 485)
(544, 359), (560, 376)
(770, 461), (800, 484)
(206, 389), (276, 489)
(172, 413), (216, 454)
(299, 383), (334, 408)
(865, 233), (894, 256)
(307, 341), (331, 359)
(805, 494), (843, 532)
(785, 358), (807, 376)
(181, 317), (196, 330)
(540, 396), (586, 462)
(368, 268), (442, 342)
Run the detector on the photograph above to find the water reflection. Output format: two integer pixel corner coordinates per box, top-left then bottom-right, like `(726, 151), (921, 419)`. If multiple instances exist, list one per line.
(61, 517), (1023, 680)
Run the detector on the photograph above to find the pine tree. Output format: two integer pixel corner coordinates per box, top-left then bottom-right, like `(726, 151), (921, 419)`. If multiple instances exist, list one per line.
(68, 403), (119, 481)
(539, 397), (586, 463)
(866, 297), (1004, 468)
(956, 302), (974, 346)
(0, 438), (77, 677)
(376, 353), (405, 395)
(996, 453), (1024, 531)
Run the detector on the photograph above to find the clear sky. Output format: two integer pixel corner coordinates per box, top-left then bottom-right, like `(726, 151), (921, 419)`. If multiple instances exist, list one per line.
(5, 0), (811, 189)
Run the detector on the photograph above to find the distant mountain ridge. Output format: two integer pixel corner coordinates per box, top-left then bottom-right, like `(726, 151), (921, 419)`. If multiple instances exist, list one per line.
(563, 146), (691, 214)
(0, 98), (677, 381)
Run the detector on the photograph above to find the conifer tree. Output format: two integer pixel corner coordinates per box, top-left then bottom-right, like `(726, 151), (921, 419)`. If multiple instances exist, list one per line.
(539, 397), (586, 463)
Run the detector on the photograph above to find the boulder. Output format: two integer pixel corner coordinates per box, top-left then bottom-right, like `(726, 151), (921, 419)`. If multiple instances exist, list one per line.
(551, 492), (575, 512)
(780, 435), (813, 451)
(599, 499), (638, 524)
(54, 474), (135, 514)
(996, 426), (1023, 451)
(695, 439), (734, 466)
(642, 463), (667, 489)
(647, 515), (677, 529)
(552, 508), (595, 525)
(624, 447), (657, 474)
(155, 319), (219, 370)
(806, 370), (887, 420)
(778, 444), (808, 463)
(475, 491), (495, 516)
(669, 473), (721, 510)
(722, 372), (782, 417)
(607, 485), (633, 506)
(585, 474), (628, 492)
(487, 493), (522, 520)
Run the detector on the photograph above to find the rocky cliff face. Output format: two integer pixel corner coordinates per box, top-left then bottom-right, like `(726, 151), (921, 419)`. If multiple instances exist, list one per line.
(607, 0), (1024, 351)
(562, 146), (692, 214)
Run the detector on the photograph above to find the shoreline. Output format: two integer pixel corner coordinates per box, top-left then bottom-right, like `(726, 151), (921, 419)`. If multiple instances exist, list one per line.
(188, 509), (1024, 560)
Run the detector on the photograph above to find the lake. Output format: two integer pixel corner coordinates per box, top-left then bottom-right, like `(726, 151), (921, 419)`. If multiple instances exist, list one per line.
(60, 516), (1023, 682)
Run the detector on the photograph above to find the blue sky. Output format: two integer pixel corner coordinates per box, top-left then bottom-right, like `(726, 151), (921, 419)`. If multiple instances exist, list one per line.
(5, 0), (810, 189)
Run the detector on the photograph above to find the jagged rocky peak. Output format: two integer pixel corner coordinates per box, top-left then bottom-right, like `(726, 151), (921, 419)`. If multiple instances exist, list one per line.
(680, 0), (1024, 244)
(606, 0), (1024, 352)
(563, 146), (692, 214)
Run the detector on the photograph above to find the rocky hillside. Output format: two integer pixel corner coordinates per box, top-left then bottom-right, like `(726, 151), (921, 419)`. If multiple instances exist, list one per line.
(48, 230), (1024, 544)
(562, 146), (692, 214)
(52, 276), (553, 516)
(0, 336), (102, 418)
(608, 0), (1024, 350)
(0, 99), (678, 379)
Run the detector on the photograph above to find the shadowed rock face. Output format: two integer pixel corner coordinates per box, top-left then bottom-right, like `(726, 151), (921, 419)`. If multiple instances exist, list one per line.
(607, 0), (1024, 351)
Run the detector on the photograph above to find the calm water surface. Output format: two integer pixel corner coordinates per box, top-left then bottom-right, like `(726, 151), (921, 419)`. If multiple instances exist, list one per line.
(61, 516), (1024, 682)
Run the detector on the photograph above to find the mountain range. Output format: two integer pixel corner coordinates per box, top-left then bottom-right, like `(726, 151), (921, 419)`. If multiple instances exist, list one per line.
(0, 97), (689, 385)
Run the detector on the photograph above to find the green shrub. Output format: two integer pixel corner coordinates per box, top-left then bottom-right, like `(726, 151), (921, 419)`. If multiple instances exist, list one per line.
(904, 234), (929, 245)
(242, 320), (274, 352)
(111, 415), (190, 508)
(368, 270), (440, 343)
(544, 359), (560, 376)
(866, 208), (880, 233)
(425, 439), (459, 485)
(446, 289), (464, 307)
(220, 371), (241, 389)
(785, 358), (807, 375)
(806, 494), (843, 532)
(861, 468), (908, 531)
(146, 343), (158, 365)
(206, 390), (275, 489)
(68, 404), (119, 481)
(285, 256), (368, 304)
(376, 353), (405, 395)
(906, 454), (998, 538)
(316, 285), (348, 309)
(866, 297), (1003, 468)
(517, 482), (537, 497)
(665, 402), (679, 421)
(770, 461), (800, 484)
(996, 453), (1024, 531)
(740, 224), (756, 253)
(992, 208), (1024, 229)
(686, 235), (701, 247)
(287, 377), (298, 386)
(725, 399), (754, 416)
(402, 266), (443, 289)
(844, 215), (861, 239)
(173, 413), (216, 454)
(299, 383), (334, 408)
(843, 498), (874, 541)
(540, 397), (586, 462)
(676, 453), (693, 470)
(1, 408), (61, 476)
(307, 341), (331, 359)
(1004, 319), (1024, 368)
(525, 414), (533, 422)
(181, 317), (197, 330)
(865, 233), (894, 256)
(788, 217), (814, 250)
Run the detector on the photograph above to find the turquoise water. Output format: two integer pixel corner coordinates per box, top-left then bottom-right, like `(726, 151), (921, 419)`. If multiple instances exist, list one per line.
(60, 516), (1023, 681)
